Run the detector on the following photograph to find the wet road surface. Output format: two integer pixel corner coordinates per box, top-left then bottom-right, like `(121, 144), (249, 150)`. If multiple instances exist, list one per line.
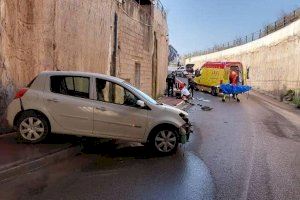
(0, 90), (300, 200)
(186, 91), (300, 200)
(0, 144), (214, 200)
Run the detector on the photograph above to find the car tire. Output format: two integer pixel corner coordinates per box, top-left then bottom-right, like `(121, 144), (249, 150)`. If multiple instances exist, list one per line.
(16, 111), (49, 143)
(149, 126), (179, 155)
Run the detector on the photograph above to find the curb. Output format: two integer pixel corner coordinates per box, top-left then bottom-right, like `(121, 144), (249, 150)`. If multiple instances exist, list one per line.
(0, 131), (16, 138)
(253, 89), (298, 107)
(175, 100), (185, 108)
(0, 145), (81, 183)
(175, 100), (191, 111)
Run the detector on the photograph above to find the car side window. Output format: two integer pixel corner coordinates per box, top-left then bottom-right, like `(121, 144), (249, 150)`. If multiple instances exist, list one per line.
(50, 76), (90, 99)
(96, 79), (139, 107)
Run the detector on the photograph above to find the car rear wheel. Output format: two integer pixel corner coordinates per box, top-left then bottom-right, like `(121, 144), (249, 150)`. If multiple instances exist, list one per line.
(150, 127), (179, 155)
(16, 112), (49, 143)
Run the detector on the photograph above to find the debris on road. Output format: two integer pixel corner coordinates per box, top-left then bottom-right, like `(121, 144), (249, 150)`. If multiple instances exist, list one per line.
(184, 100), (195, 106)
(197, 104), (213, 111)
(196, 97), (211, 102)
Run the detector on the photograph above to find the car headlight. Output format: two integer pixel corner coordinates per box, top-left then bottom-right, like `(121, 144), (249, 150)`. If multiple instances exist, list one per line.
(179, 113), (189, 123)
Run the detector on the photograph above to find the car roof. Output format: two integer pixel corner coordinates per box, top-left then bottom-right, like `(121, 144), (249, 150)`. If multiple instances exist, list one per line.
(39, 71), (125, 83)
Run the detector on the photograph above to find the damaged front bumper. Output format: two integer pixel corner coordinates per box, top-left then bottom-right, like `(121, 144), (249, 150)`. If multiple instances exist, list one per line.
(179, 122), (193, 144)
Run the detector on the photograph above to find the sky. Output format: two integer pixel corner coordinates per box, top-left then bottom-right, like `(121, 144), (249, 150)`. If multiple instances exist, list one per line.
(161, 0), (300, 55)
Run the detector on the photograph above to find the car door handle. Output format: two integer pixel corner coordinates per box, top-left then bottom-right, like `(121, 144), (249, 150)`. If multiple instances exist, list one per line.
(47, 98), (60, 103)
(96, 107), (106, 111)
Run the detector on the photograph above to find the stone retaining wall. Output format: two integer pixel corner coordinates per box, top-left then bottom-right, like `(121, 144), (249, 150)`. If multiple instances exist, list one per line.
(0, 0), (169, 130)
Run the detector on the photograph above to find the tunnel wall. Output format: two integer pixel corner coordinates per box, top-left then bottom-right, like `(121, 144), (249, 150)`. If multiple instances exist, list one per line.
(185, 19), (300, 97)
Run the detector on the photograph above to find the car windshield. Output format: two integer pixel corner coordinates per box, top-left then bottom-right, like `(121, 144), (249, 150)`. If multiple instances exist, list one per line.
(123, 82), (158, 105)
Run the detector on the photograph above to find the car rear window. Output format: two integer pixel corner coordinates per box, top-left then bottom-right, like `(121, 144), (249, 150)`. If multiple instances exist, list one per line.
(50, 76), (90, 99)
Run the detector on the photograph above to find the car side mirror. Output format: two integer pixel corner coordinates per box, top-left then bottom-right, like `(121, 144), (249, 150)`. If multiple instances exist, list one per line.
(136, 100), (145, 108)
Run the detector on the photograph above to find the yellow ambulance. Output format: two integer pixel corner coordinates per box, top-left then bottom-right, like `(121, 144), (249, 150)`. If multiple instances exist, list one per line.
(194, 61), (245, 95)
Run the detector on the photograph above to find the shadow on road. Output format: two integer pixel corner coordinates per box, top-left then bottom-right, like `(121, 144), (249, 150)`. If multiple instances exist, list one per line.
(13, 133), (80, 145)
(79, 139), (160, 159)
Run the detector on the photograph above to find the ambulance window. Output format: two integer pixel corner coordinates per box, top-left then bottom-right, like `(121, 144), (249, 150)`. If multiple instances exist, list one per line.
(200, 68), (203, 75)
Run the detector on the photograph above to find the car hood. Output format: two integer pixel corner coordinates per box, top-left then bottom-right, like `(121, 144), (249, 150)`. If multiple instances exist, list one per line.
(160, 103), (188, 116)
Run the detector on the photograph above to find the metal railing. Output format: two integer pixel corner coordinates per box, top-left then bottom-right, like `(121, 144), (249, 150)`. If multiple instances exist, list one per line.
(153, 0), (167, 18)
(185, 8), (300, 59)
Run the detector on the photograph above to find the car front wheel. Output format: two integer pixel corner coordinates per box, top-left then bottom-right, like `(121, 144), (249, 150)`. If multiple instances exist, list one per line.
(150, 127), (179, 155)
(16, 111), (49, 143)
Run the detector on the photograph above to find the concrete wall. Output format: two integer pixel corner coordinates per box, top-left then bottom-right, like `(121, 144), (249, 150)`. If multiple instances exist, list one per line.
(0, 0), (169, 130)
(118, 1), (152, 94)
(186, 19), (300, 97)
(54, 0), (113, 74)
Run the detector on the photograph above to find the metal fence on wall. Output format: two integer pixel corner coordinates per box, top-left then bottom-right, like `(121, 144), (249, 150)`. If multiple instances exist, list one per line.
(185, 8), (300, 58)
(154, 0), (167, 18)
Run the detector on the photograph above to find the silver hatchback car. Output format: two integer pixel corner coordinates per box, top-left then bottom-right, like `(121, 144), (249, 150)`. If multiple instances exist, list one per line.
(7, 71), (191, 155)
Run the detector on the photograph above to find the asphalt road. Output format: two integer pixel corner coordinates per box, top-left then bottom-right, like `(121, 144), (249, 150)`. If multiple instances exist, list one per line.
(187, 91), (300, 200)
(1, 88), (300, 200)
(0, 142), (215, 200)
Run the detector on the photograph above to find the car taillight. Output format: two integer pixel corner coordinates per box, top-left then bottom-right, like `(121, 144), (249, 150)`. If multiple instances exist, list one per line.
(14, 88), (28, 99)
